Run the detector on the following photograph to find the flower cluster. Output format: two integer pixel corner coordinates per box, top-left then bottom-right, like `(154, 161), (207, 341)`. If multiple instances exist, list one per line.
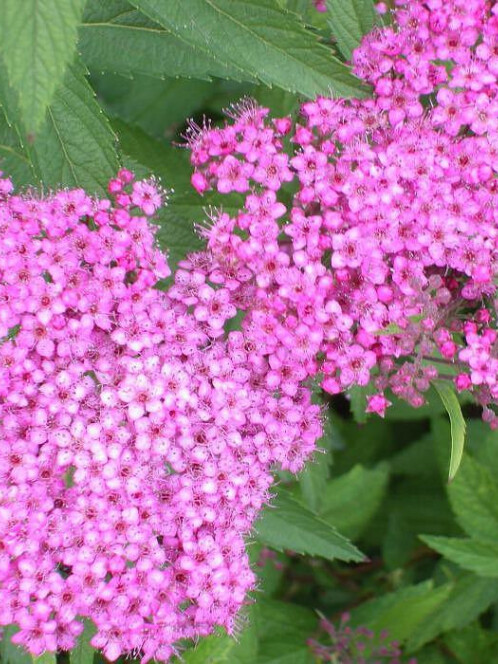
(0, 170), (320, 661)
(187, 0), (498, 425)
(308, 613), (416, 664)
(312, 0), (327, 12)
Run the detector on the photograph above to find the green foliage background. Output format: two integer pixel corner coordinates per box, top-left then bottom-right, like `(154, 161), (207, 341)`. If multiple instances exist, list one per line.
(0, 1), (497, 662)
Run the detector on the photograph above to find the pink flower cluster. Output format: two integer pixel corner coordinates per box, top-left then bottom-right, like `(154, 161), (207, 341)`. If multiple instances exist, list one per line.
(187, 0), (498, 425)
(312, 0), (327, 12)
(0, 170), (320, 661)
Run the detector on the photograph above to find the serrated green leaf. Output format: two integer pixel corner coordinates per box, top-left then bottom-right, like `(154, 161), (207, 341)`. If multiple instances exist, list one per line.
(70, 621), (96, 664)
(326, 0), (379, 60)
(0, 0), (85, 132)
(421, 535), (498, 577)
(351, 581), (452, 645)
(254, 489), (365, 562)
(407, 574), (498, 652)
(319, 463), (389, 540)
(447, 456), (498, 541)
(0, 626), (31, 664)
(0, 109), (35, 185)
(80, 0), (248, 81)
(131, 0), (368, 99)
(0, 60), (119, 194)
(434, 381), (466, 481)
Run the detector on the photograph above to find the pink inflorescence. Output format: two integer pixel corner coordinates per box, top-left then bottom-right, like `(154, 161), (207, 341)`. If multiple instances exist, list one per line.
(187, 0), (498, 425)
(0, 169), (321, 661)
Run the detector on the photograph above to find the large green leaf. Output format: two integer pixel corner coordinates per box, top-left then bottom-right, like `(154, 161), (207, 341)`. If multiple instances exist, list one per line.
(325, 0), (379, 60)
(0, 61), (119, 194)
(80, 0), (247, 81)
(319, 463), (389, 540)
(131, 0), (368, 99)
(421, 536), (498, 577)
(0, 0), (85, 132)
(407, 574), (498, 652)
(254, 489), (365, 562)
(351, 581), (452, 645)
(434, 381), (466, 481)
(448, 456), (498, 541)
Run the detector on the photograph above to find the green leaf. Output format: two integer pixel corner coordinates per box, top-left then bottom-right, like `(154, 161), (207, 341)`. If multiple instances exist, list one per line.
(407, 574), (498, 652)
(0, 60), (119, 193)
(319, 464), (389, 540)
(298, 416), (334, 512)
(131, 0), (368, 99)
(0, 626), (31, 664)
(443, 625), (498, 664)
(0, 0), (85, 132)
(433, 381), (466, 481)
(70, 621), (96, 664)
(93, 73), (213, 140)
(254, 489), (365, 562)
(351, 581), (452, 645)
(298, 447), (331, 513)
(421, 535), (498, 577)
(32, 655), (56, 664)
(111, 118), (191, 190)
(447, 456), (498, 541)
(325, 0), (379, 60)
(181, 629), (255, 664)
(256, 600), (317, 664)
(348, 384), (371, 423)
(80, 0), (247, 81)
(0, 109), (35, 186)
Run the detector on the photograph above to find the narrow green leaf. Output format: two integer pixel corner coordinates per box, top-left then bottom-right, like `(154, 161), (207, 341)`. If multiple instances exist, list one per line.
(0, 0), (85, 132)
(131, 0), (368, 99)
(433, 381), (466, 481)
(421, 535), (498, 577)
(447, 456), (498, 541)
(80, 0), (248, 81)
(319, 463), (389, 540)
(326, 0), (379, 60)
(0, 60), (119, 194)
(70, 621), (96, 664)
(254, 489), (365, 562)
